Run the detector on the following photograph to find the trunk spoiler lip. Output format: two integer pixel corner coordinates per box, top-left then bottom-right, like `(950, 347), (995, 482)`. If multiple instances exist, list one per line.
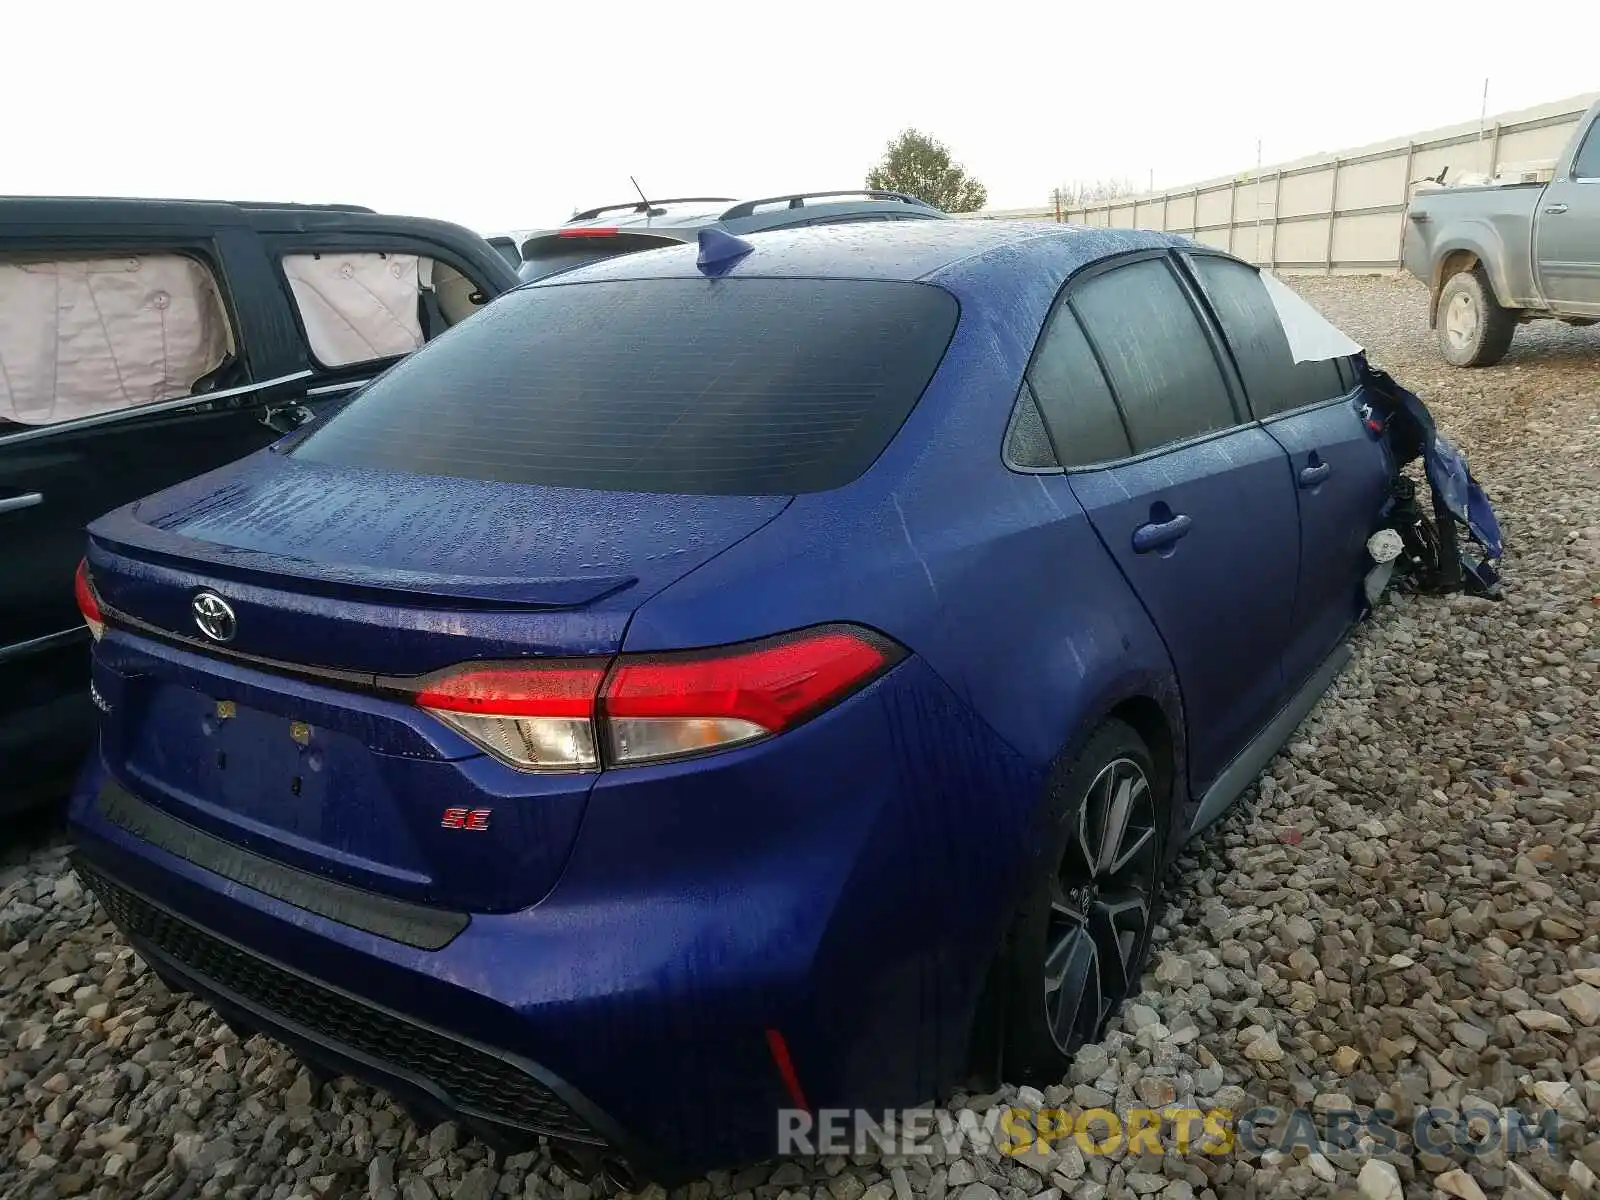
(86, 514), (639, 612)
(94, 595), (390, 691)
(517, 228), (685, 262)
(93, 595), (574, 708)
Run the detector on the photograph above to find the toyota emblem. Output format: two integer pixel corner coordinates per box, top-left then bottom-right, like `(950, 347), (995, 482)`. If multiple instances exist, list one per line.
(192, 591), (237, 643)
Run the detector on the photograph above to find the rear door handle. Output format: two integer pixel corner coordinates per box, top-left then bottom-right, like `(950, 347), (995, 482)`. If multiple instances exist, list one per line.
(1544, 203), (1569, 215)
(1132, 513), (1192, 554)
(1299, 462), (1332, 488)
(0, 491), (43, 515)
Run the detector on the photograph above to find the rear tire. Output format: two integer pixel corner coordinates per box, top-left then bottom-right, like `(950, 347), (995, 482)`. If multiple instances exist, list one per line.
(998, 719), (1167, 1084)
(1437, 270), (1515, 367)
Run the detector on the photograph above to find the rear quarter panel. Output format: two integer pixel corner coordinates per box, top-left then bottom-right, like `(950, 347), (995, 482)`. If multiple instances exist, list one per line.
(620, 264), (1187, 1103)
(625, 253), (1188, 808)
(1405, 184), (1543, 310)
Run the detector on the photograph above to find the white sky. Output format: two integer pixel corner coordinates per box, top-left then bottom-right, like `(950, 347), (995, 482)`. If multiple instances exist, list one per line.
(6, 1), (1596, 235)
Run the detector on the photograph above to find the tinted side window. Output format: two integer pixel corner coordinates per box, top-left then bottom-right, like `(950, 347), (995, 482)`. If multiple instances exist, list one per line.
(1071, 258), (1236, 452)
(1188, 256), (1345, 418)
(1026, 305), (1132, 466)
(1572, 122), (1600, 180)
(1004, 382), (1058, 469)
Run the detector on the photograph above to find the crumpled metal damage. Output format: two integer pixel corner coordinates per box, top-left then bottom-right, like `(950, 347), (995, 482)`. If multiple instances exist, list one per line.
(1257, 267), (1504, 600)
(1358, 359), (1503, 598)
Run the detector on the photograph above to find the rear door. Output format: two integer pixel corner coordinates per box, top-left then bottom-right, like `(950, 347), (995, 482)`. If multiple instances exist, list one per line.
(1534, 115), (1600, 316)
(0, 225), (306, 790)
(1033, 253), (1301, 794)
(1182, 252), (1391, 692)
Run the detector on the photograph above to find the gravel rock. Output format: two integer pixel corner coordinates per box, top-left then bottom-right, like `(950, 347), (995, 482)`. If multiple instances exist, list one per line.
(1435, 1169), (1487, 1200)
(4, 275), (1599, 1200)
(1356, 1159), (1402, 1200)
(1516, 1009), (1574, 1034)
(1558, 982), (1600, 1026)
(1241, 1029), (1284, 1062)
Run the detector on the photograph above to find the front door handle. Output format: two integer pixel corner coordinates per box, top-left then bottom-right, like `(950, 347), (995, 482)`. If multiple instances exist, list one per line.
(1544, 203), (1569, 215)
(1132, 512), (1193, 554)
(0, 491), (43, 515)
(1299, 462), (1332, 488)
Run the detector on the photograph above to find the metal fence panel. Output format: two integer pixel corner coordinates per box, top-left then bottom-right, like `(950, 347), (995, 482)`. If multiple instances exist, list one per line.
(972, 92), (1598, 273)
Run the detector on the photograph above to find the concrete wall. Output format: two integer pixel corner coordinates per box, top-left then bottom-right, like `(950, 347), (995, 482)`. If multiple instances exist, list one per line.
(970, 93), (1599, 273)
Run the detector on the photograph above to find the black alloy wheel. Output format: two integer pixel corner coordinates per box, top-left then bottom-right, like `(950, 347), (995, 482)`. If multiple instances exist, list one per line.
(1041, 755), (1160, 1054)
(996, 719), (1168, 1083)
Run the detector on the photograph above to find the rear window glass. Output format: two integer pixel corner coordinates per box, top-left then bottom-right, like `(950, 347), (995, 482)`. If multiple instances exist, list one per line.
(1026, 304), (1133, 467)
(291, 278), (960, 495)
(516, 233), (682, 283)
(516, 247), (630, 284)
(1572, 122), (1600, 180)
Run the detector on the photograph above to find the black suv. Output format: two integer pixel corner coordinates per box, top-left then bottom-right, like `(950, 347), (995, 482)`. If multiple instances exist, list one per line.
(0, 196), (521, 810)
(514, 189), (947, 282)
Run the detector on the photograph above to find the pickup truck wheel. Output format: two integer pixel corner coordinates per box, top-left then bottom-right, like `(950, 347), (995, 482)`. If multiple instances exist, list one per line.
(1438, 270), (1515, 367)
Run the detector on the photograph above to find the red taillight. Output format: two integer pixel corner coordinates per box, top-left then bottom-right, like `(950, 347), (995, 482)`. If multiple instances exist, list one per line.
(557, 227), (618, 238)
(409, 626), (900, 773)
(604, 629), (892, 754)
(601, 629), (895, 766)
(413, 660), (606, 772)
(413, 662), (606, 717)
(74, 559), (104, 641)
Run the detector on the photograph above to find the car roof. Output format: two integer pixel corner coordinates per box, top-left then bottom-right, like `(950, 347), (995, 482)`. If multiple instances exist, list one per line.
(533, 191), (945, 240)
(525, 220), (1196, 338)
(0, 195), (470, 239)
(574, 200), (735, 231)
(533, 219), (1190, 286)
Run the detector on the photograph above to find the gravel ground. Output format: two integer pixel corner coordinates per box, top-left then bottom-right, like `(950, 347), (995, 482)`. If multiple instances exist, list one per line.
(3, 275), (1598, 1200)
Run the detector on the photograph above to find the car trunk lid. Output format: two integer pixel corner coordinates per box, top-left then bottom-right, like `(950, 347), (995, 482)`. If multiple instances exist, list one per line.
(85, 452), (789, 913)
(89, 450), (790, 671)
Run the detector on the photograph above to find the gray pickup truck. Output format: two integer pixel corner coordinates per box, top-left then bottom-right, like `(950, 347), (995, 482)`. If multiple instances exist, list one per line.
(1403, 97), (1600, 366)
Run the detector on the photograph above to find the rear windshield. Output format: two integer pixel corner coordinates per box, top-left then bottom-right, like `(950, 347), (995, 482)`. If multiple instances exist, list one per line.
(515, 232), (681, 283)
(290, 277), (960, 495)
(515, 247), (621, 283)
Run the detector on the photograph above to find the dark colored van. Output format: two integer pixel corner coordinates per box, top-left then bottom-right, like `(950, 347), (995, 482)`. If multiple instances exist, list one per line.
(0, 196), (520, 810)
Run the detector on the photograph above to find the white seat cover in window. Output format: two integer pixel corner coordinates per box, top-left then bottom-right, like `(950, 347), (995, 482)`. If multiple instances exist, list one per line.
(282, 253), (424, 367)
(0, 255), (229, 426)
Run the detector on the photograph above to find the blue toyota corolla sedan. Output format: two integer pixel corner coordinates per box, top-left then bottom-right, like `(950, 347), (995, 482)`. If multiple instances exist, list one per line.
(68, 220), (1394, 1180)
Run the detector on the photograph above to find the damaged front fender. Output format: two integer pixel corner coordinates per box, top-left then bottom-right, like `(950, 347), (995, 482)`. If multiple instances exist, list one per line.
(1259, 269), (1504, 601)
(1361, 358), (1504, 598)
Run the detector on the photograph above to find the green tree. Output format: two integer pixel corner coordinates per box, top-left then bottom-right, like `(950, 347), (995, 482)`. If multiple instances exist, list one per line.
(866, 129), (988, 213)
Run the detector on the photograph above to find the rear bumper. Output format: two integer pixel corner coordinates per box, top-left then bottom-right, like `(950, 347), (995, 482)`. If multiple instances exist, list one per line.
(72, 851), (623, 1153)
(68, 655), (1044, 1177)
